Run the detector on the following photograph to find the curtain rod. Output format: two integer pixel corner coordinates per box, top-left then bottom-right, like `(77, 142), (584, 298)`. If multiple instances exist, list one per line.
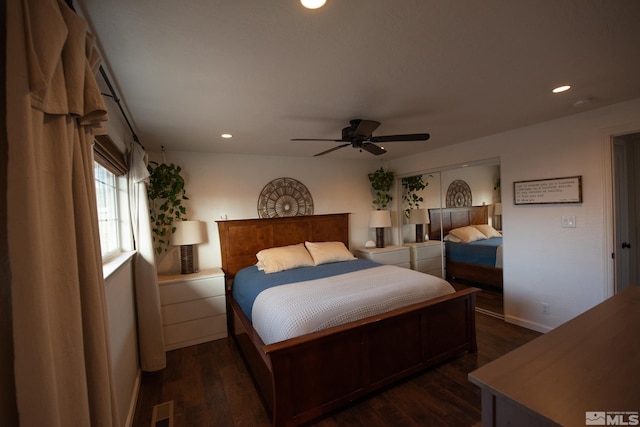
(66, 0), (143, 149)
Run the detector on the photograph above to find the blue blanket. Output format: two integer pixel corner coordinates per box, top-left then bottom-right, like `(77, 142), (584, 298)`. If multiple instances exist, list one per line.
(233, 259), (380, 322)
(445, 237), (502, 267)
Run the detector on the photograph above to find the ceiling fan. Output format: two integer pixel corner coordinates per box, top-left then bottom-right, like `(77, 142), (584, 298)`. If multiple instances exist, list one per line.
(291, 119), (430, 156)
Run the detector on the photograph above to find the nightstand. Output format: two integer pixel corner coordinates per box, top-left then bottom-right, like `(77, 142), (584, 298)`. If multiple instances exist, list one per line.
(158, 267), (227, 351)
(355, 245), (410, 268)
(403, 241), (445, 278)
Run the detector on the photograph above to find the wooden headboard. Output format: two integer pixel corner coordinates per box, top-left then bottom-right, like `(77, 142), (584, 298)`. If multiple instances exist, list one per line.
(427, 206), (488, 240)
(216, 213), (350, 279)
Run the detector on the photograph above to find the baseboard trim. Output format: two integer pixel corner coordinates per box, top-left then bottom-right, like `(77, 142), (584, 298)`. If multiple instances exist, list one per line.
(505, 314), (552, 333)
(475, 307), (504, 320)
(125, 369), (142, 427)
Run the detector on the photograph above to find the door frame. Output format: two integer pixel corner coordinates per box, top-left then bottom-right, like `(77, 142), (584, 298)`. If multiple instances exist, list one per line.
(602, 123), (640, 298)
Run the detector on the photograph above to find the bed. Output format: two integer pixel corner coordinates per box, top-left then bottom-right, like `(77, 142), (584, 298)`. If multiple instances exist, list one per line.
(217, 213), (478, 427)
(428, 206), (503, 290)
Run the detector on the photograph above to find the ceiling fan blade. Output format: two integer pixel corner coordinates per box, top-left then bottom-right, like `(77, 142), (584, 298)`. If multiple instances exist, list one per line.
(362, 143), (387, 156)
(291, 138), (343, 142)
(313, 143), (350, 157)
(370, 133), (430, 143)
(353, 120), (381, 138)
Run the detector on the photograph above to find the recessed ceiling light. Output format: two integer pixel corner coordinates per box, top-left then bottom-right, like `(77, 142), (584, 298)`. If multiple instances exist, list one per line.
(552, 85), (571, 94)
(221, 133), (233, 139)
(301, 0), (326, 9)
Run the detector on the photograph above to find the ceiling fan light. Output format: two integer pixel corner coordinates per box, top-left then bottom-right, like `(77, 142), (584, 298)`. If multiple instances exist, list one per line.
(552, 85), (571, 93)
(301, 0), (326, 9)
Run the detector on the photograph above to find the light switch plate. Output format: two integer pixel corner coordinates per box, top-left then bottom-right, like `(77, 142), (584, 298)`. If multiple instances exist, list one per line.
(561, 216), (576, 228)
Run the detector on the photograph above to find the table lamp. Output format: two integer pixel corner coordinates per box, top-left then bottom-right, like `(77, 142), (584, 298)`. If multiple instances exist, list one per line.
(494, 203), (502, 231)
(408, 208), (430, 243)
(369, 210), (392, 248)
(171, 220), (207, 274)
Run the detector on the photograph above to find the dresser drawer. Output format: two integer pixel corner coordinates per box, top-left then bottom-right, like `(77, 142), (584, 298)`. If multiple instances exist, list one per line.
(410, 243), (442, 261)
(159, 275), (225, 305)
(412, 257), (441, 272)
(163, 314), (227, 350)
(161, 295), (226, 325)
(355, 246), (410, 266)
(158, 268), (227, 350)
(412, 259), (444, 277)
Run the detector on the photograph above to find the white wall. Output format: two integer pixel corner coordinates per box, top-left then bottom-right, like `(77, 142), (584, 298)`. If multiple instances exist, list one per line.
(151, 152), (382, 273)
(150, 98), (640, 333)
(104, 258), (139, 427)
(390, 97), (640, 332)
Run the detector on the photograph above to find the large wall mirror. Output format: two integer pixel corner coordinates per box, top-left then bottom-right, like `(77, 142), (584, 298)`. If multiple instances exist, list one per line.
(397, 158), (503, 316)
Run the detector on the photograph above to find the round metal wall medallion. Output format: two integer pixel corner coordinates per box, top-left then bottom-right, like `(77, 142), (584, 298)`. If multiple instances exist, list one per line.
(257, 177), (314, 218)
(446, 180), (472, 207)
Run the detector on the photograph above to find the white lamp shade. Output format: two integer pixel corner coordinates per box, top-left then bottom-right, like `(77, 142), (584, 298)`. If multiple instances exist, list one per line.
(171, 220), (207, 246)
(494, 203), (502, 215)
(408, 208), (429, 225)
(369, 210), (392, 228)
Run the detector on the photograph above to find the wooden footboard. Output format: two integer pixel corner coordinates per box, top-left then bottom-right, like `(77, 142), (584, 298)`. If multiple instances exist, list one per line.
(227, 287), (478, 427)
(447, 260), (503, 290)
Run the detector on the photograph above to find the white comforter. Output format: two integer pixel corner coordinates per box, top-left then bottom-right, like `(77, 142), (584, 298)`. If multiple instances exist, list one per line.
(252, 265), (455, 345)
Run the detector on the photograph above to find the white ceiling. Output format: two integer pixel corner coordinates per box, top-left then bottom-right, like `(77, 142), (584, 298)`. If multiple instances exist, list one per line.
(77, 0), (640, 160)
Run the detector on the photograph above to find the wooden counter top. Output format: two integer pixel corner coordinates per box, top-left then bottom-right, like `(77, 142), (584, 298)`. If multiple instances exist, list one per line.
(469, 286), (640, 427)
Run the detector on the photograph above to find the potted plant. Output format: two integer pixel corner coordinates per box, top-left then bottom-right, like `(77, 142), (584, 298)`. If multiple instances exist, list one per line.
(368, 167), (395, 210)
(402, 174), (430, 218)
(147, 161), (189, 254)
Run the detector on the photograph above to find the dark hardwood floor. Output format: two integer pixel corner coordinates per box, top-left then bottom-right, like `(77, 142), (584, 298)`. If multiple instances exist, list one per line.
(451, 281), (504, 318)
(133, 311), (538, 427)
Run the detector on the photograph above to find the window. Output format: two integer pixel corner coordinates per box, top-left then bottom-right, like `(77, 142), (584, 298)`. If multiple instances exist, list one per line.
(95, 162), (121, 259)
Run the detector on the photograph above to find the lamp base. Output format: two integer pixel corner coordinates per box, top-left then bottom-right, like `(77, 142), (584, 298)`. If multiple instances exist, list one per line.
(415, 224), (424, 243)
(375, 227), (385, 248)
(179, 244), (195, 274)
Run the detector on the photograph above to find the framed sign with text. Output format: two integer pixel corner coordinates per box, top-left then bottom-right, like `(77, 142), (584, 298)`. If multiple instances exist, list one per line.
(514, 176), (582, 205)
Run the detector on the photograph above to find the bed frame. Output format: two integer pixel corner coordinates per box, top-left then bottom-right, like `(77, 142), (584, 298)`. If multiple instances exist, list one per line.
(428, 206), (503, 290)
(217, 213), (478, 426)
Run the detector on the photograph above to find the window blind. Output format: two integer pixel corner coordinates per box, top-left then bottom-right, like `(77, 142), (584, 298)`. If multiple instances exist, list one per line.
(94, 134), (127, 176)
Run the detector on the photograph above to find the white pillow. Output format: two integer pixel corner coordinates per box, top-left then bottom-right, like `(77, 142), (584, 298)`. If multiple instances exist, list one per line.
(448, 226), (488, 243)
(305, 241), (356, 265)
(443, 233), (462, 243)
(472, 224), (502, 238)
(256, 243), (315, 274)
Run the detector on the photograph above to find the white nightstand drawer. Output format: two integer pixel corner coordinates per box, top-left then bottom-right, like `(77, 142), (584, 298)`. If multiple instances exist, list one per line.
(158, 267), (227, 350)
(410, 244), (442, 261)
(356, 246), (410, 266)
(161, 295), (226, 325)
(163, 314), (227, 350)
(413, 259), (444, 277)
(404, 241), (444, 277)
(413, 257), (441, 272)
(159, 275), (225, 305)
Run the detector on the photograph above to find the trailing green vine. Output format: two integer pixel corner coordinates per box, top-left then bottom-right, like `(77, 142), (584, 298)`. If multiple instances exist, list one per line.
(368, 167), (395, 210)
(147, 161), (189, 254)
(402, 174), (431, 218)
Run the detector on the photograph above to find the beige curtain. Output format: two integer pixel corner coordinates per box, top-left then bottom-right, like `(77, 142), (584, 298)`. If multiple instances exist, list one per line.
(6, 0), (119, 425)
(129, 141), (166, 371)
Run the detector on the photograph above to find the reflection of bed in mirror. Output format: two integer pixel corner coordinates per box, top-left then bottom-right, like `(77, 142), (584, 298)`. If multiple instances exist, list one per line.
(218, 213), (478, 427)
(428, 206), (503, 290)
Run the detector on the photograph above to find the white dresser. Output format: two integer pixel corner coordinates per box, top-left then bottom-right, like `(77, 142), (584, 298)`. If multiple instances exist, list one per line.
(355, 245), (410, 268)
(404, 241), (445, 278)
(158, 267), (227, 351)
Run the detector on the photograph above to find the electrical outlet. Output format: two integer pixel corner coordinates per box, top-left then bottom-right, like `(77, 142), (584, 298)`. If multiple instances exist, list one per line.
(561, 216), (576, 228)
(542, 302), (550, 315)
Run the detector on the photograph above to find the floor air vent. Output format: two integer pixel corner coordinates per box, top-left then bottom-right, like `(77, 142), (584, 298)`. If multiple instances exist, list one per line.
(151, 401), (174, 427)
